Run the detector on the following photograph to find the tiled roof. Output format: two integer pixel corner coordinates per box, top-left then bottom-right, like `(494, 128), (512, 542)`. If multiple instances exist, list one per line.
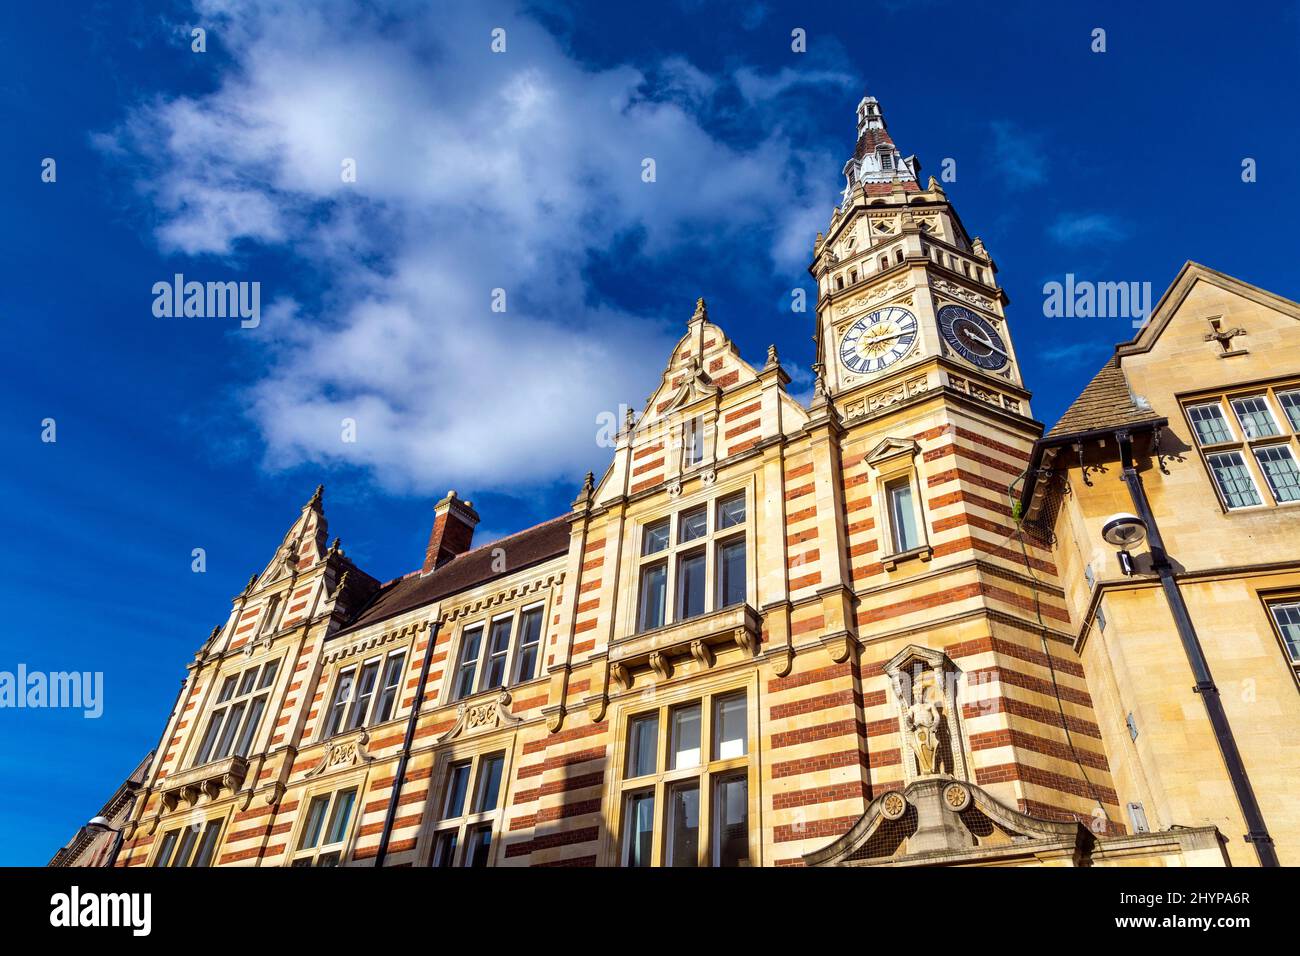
(1045, 356), (1163, 439)
(337, 516), (571, 637)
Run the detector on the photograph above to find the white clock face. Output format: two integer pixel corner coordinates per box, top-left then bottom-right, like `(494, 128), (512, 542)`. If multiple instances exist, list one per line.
(838, 306), (918, 375)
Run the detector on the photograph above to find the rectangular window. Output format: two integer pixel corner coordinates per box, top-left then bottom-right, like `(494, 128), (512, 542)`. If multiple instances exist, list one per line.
(716, 492), (746, 529)
(195, 659), (278, 764)
(1187, 402), (1233, 445)
(638, 562), (668, 631)
(347, 660), (381, 731)
(154, 820), (223, 867)
(1270, 602), (1300, 663)
(713, 693), (748, 759)
(513, 607), (544, 683)
(443, 761), (471, 819)
(669, 703), (701, 770)
(169, 827), (199, 868)
(324, 668), (354, 739)
(473, 754), (505, 813)
(627, 713), (659, 778)
(666, 781), (700, 867)
(716, 537), (746, 608)
(293, 787), (357, 866)
(618, 689), (750, 867)
(682, 417), (705, 467)
(1253, 445), (1300, 503)
(675, 548), (706, 620)
(623, 792), (655, 867)
(1278, 391), (1300, 432)
(678, 505), (707, 543)
(712, 773), (750, 867)
(887, 479), (920, 553)
(1207, 451), (1262, 508)
(453, 626), (483, 700)
(372, 653), (406, 725)
(481, 618), (513, 691)
(430, 751), (509, 868)
(642, 518), (670, 555)
(1231, 395), (1280, 439)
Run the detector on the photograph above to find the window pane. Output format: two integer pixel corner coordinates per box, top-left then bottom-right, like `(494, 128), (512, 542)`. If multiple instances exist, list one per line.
(195, 711), (224, 766)
(888, 480), (919, 552)
(666, 781), (699, 867)
(214, 701), (246, 759)
(713, 693), (747, 759)
(1188, 403), (1232, 444)
(676, 549), (706, 620)
(154, 830), (178, 868)
(315, 851), (341, 868)
(717, 537), (746, 608)
(624, 792), (655, 867)
(474, 754), (506, 813)
(713, 774), (750, 867)
(1271, 603), (1300, 662)
(717, 492), (746, 529)
(669, 703), (701, 770)
(191, 821), (222, 868)
(453, 627), (483, 700)
(234, 695), (266, 757)
(216, 675), (238, 703)
(443, 761), (471, 818)
(683, 417), (704, 467)
(642, 519), (670, 555)
(465, 825), (493, 868)
(325, 670), (354, 738)
(237, 667), (259, 697)
(323, 788), (356, 847)
(514, 608), (544, 683)
(170, 826), (199, 867)
(627, 713), (659, 777)
(431, 830), (459, 867)
(373, 653), (406, 724)
(258, 659), (280, 689)
(1232, 396), (1279, 438)
(638, 562), (667, 631)
(678, 505), (707, 543)
(481, 618), (513, 691)
(1254, 445), (1300, 503)
(348, 661), (381, 729)
(1279, 391), (1300, 432)
(1208, 452), (1262, 508)
(298, 794), (330, 850)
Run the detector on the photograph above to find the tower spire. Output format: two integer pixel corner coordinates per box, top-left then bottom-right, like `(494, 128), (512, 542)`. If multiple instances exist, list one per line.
(842, 93), (918, 200)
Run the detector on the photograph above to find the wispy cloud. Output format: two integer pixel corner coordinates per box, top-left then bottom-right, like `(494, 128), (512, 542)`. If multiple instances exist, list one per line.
(1037, 340), (1109, 367)
(97, 0), (850, 495)
(1048, 212), (1131, 245)
(988, 120), (1047, 189)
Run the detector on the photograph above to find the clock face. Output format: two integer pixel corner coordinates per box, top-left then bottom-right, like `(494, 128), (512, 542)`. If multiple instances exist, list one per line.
(838, 306), (918, 375)
(937, 304), (1008, 371)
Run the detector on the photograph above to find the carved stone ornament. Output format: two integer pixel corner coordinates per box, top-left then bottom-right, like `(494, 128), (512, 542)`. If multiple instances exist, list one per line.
(880, 791), (908, 821)
(943, 782), (971, 812)
(885, 645), (968, 785)
(690, 640), (715, 669)
(610, 661), (632, 691)
(649, 651), (673, 681)
(666, 479), (683, 499)
(305, 729), (373, 778)
(436, 691), (523, 744)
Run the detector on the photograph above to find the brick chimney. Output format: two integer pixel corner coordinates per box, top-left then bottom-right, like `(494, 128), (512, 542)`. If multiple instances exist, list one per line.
(422, 490), (480, 573)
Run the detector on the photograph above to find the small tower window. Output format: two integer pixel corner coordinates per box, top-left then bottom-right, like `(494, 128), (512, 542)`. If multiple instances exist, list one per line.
(878, 148), (894, 171)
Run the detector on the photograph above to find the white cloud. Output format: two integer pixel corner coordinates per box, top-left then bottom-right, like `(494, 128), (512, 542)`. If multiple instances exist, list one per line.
(1048, 212), (1131, 245)
(100, 0), (849, 494)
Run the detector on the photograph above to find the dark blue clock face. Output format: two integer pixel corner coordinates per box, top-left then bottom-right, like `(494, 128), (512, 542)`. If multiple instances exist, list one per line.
(937, 304), (1008, 371)
(838, 306), (918, 375)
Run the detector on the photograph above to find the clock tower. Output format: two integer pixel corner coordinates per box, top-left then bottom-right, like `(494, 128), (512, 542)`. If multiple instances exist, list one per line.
(810, 94), (1029, 419)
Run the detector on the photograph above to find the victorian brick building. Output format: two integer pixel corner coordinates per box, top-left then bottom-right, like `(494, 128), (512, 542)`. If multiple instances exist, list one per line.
(67, 95), (1297, 868)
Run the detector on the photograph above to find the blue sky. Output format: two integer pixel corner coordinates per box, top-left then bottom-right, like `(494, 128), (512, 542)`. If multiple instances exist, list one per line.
(2, 0), (1298, 865)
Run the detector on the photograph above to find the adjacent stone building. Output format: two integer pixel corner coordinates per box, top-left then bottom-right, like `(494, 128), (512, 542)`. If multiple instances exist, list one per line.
(68, 95), (1296, 868)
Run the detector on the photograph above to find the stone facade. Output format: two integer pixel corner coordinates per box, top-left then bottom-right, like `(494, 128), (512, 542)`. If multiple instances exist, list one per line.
(65, 94), (1298, 869)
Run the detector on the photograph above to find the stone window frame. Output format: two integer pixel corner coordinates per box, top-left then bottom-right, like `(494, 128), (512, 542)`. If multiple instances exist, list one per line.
(442, 596), (552, 707)
(603, 670), (759, 867)
(188, 651), (285, 769)
(320, 646), (410, 741)
(1181, 381), (1300, 513)
(865, 438), (932, 569)
(1260, 591), (1300, 690)
(287, 770), (367, 867)
(416, 737), (519, 868)
(151, 809), (230, 868)
(625, 480), (755, 636)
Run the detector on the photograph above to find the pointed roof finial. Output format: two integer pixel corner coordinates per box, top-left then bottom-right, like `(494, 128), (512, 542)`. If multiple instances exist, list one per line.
(691, 297), (708, 324)
(583, 470), (595, 495)
(766, 343), (780, 367)
(307, 484), (324, 509)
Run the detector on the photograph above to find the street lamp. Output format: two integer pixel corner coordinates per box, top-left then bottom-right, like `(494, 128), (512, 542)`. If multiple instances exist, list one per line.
(1101, 512), (1147, 576)
(86, 816), (125, 869)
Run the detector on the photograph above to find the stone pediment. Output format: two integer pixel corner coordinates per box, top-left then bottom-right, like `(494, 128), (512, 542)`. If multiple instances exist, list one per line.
(863, 436), (919, 468)
(803, 776), (1092, 867)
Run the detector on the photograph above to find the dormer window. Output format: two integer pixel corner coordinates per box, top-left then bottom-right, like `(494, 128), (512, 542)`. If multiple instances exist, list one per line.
(878, 148), (894, 171)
